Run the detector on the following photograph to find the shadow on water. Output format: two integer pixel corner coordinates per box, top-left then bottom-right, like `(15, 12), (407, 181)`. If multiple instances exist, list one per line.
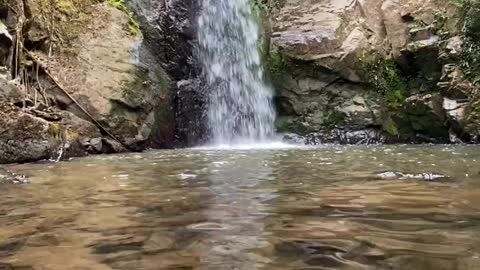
(1, 145), (480, 269)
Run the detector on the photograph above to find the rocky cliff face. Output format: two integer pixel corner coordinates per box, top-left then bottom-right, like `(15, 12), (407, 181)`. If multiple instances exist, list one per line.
(128, 0), (208, 147)
(263, 0), (480, 144)
(0, 0), (177, 163)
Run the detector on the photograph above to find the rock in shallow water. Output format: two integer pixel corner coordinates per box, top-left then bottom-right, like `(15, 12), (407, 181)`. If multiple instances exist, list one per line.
(282, 128), (389, 145)
(376, 171), (449, 181)
(0, 166), (29, 184)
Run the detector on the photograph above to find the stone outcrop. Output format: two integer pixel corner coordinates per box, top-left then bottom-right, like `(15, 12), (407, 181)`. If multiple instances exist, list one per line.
(129, 0), (208, 147)
(0, 0), (180, 163)
(0, 101), (104, 164)
(36, 3), (175, 150)
(265, 0), (480, 144)
(269, 0), (459, 79)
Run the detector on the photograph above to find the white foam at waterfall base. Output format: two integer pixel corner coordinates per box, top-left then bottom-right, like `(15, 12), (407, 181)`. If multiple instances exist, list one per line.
(198, 0), (279, 146)
(194, 140), (301, 150)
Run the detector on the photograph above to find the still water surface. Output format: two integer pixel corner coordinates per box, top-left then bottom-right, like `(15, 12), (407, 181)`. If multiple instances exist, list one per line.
(1, 145), (480, 270)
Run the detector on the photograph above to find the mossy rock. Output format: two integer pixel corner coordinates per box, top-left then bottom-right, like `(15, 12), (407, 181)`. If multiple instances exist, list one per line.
(275, 116), (316, 135)
(251, 0), (286, 14)
(382, 112), (415, 139)
(381, 94), (449, 141)
(464, 1), (480, 41)
(324, 111), (347, 129)
(463, 96), (480, 137)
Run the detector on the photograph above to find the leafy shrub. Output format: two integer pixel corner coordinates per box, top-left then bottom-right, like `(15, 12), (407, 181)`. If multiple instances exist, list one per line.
(363, 58), (408, 109)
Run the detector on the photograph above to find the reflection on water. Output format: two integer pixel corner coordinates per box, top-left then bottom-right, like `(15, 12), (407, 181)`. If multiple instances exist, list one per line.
(1, 145), (480, 269)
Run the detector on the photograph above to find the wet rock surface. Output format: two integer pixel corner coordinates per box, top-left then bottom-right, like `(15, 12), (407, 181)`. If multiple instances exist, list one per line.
(129, 0), (206, 147)
(265, 0), (480, 144)
(282, 128), (390, 145)
(0, 100), (117, 164)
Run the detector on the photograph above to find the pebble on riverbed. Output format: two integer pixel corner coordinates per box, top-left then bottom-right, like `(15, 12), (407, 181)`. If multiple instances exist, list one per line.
(376, 171), (449, 181)
(0, 167), (29, 184)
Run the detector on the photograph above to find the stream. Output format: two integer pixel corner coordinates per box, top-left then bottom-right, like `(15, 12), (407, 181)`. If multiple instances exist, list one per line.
(1, 145), (480, 269)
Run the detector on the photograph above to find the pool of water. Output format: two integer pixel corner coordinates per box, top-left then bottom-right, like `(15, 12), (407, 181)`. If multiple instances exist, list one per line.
(1, 145), (480, 270)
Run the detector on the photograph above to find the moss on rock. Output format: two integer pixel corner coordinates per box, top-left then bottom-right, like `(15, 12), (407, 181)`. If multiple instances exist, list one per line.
(108, 0), (141, 36)
(362, 56), (409, 109)
(251, 0), (286, 14)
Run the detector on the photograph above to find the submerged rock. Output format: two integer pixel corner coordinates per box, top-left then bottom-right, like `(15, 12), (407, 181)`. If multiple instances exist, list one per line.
(376, 171), (449, 181)
(282, 128), (389, 145)
(0, 166), (29, 184)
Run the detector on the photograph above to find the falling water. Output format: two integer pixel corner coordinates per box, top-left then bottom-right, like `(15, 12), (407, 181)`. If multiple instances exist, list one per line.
(198, 0), (276, 146)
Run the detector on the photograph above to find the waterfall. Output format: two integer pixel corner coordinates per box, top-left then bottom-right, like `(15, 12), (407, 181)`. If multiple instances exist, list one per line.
(198, 0), (276, 146)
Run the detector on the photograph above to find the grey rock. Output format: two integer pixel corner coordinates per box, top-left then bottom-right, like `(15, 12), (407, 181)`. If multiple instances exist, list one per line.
(376, 171), (449, 181)
(0, 104), (61, 164)
(0, 73), (24, 103)
(283, 128), (389, 145)
(0, 166), (29, 184)
(445, 36), (463, 58)
(129, 0), (202, 147)
(0, 21), (12, 66)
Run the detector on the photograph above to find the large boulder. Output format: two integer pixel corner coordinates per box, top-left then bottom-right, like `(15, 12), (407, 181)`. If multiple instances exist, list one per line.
(0, 102), (104, 164)
(0, 103), (61, 164)
(31, 3), (175, 150)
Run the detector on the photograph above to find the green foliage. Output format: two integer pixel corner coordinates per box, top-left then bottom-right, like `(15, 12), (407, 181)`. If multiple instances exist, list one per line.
(460, 40), (480, 83)
(250, 0), (285, 14)
(382, 114), (400, 136)
(462, 3), (480, 82)
(363, 57), (408, 110)
(464, 2), (480, 40)
(448, 0), (480, 82)
(361, 56), (412, 137)
(464, 95), (480, 133)
(449, 0), (472, 8)
(108, 0), (141, 36)
(324, 111), (347, 129)
(265, 49), (287, 81)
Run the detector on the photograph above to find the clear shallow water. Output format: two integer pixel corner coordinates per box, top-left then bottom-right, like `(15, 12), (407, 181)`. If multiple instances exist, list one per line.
(1, 145), (480, 270)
